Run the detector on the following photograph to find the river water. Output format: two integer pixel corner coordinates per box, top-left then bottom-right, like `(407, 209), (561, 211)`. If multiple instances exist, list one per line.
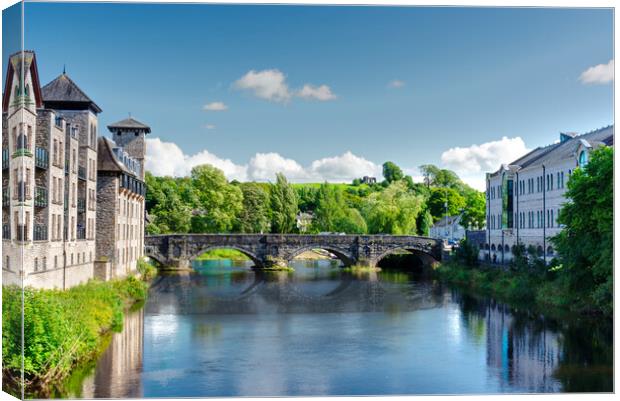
(65, 259), (612, 397)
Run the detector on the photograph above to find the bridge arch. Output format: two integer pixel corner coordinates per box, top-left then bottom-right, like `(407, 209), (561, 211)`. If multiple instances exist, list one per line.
(286, 245), (355, 267)
(373, 246), (439, 269)
(189, 245), (264, 268)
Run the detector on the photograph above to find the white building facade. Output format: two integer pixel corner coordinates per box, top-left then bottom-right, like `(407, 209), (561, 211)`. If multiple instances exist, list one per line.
(483, 126), (613, 264)
(430, 214), (466, 242)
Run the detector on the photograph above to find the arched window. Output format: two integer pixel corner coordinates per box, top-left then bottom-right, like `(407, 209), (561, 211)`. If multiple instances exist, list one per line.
(484, 243), (489, 250)
(579, 150), (588, 169)
(504, 244), (510, 253)
(537, 246), (543, 256)
(547, 246), (554, 256)
(491, 244), (496, 251)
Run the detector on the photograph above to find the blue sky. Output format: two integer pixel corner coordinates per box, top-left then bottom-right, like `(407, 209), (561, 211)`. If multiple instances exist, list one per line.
(3, 3), (614, 188)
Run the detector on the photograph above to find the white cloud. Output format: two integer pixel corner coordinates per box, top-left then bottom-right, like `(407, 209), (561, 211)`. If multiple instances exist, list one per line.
(309, 151), (380, 181)
(440, 136), (530, 190)
(234, 69), (291, 103)
(247, 152), (307, 181)
(297, 84), (337, 101)
(203, 102), (228, 111)
(146, 138), (380, 184)
(145, 138), (247, 180)
(579, 59), (614, 85)
(388, 79), (405, 88)
(204, 124), (216, 130)
(234, 69), (336, 103)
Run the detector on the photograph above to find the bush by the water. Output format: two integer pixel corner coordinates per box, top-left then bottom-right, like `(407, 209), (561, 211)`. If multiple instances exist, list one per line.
(137, 257), (158, 281)
(2, 277), (148, 393)
(195, 248), (250, 261)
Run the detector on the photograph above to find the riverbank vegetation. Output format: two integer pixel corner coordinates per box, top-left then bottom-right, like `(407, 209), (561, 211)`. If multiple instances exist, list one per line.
(145, 162), (486, 236)
(2, 276), (149, 397)
(441, 147), (613, 318)
(195, 248), (251, 261)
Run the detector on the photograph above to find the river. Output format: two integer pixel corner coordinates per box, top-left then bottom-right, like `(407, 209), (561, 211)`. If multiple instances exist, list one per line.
(61, 259), (612, 397)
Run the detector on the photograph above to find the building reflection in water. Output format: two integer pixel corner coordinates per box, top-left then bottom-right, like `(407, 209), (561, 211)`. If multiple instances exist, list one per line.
(81, 308), (145, 398)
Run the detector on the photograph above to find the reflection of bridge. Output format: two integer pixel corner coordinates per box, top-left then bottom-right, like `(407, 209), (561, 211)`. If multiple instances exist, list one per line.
(144, 234), (442, 269)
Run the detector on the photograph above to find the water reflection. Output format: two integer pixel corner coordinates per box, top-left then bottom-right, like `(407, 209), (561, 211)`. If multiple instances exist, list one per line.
(72, 260), (611, 398)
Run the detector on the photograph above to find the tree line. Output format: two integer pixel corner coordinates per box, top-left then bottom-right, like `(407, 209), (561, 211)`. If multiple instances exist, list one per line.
(145, 161), (486, 236)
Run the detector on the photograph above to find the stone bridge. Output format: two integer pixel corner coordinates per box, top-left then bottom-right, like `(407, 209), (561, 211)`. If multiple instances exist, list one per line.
(144, 234), (442, 269)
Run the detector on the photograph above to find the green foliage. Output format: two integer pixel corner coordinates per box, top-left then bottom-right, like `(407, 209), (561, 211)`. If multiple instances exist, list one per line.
(311, 183), (367, 234)
(137, 257), (158, 281)
(189, 165), (243, 233)
(195, 248), (250, 260)
(2, 278), (148, 391)
(460, 191), (486, 229)
(552, 147), (613, 315)
(427, 187), (466, 222)
(270, 173), (298, 233)
(382, 161), (404, 184)
(416, 209), (434, 236)
(454, 238), (479, 267)
(362, 181), (423, 234)
(237, 182), (271, 233)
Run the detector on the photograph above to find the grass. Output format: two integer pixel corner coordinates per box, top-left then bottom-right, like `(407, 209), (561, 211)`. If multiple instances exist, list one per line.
(2, 276), (150, 398)
(195, 248), (250, 261)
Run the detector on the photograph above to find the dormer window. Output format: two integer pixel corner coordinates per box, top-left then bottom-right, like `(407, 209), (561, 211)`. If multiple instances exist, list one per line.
(578, 150), (588, 169)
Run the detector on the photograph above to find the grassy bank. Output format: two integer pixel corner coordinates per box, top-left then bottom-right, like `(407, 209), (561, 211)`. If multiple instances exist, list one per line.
(434, 261), (606, 318)
(195, 248), (250, 261)
(2, 276), (149, 397)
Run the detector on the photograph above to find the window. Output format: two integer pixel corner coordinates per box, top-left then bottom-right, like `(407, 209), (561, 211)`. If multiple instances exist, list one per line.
(43, 257), (46, 270)
(561, 171), (564, 188)
(55, 255), (58, 269)
(34, 258), (38, 272)
(578, 150), (588, 169)
(550, 210), (554, 227)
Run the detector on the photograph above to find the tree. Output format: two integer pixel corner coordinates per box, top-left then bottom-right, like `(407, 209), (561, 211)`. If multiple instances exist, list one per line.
(237, 183), (271, 233)
(382, 161), (404, 184)
(312, 183), (368, 234)
(427, 187), (465, 222)
(270, 173), (298, 233)
(417, 209), (434, 236)
(552, 147), (613, 315)
(189, 164), (243, 233)
(460, 191), (486, 229)
(362, 181), (423, 234)
(419, 164), (464, 189)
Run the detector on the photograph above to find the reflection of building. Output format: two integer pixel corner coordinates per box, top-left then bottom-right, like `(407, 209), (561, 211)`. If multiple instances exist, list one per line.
(429, 214), (465, 242)
(483, 126), (613, 264)
(2, 50), (147, 288)
(484, 303), (562, 392)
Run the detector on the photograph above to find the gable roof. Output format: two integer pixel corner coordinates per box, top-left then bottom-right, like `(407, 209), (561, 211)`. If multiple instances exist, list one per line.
(2, 50), (44, 112)
(107, 117), (151, 133)
(41, 73), (102, 113)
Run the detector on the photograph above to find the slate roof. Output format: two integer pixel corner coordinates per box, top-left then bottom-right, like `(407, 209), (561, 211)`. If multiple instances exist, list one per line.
(492, 125), (614, 175)
(107, 117), (151, 133)
(41, 73), (102, 113)
(97, 137), (133, 176)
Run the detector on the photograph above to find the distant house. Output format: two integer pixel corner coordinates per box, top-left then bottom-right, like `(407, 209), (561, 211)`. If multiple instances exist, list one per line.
(361, 176), (376, 185)
(429, 214), (465, 242)
(296, 212), (313, 233)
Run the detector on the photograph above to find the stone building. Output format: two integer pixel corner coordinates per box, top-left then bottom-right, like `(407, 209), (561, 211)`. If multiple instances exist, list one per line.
(2, 51), (100, 289)
(2, 50), (148, 288)
(483, 125), (613, 264)
(95, 118), (148, 279)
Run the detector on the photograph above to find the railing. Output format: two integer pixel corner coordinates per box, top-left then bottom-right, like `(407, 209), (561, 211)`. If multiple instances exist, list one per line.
(70, 126), (79, 139)
(77, 198), (86, 212)
(35, 147), (49, 169)
(33, 224), (47, 241)
(2, 224), (10, 239)
(16, 183), (30, 201)
(2, 188), (9, 207)
(54, 116), (63, 128)
(2, 148), (9, 169)
(34, 186), (47, 207)
(77, 227), (86, 240)
(78, 166), (86, 181)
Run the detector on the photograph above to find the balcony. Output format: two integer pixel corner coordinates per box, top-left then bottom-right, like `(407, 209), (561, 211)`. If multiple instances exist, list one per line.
(2, 224), (10, 239)
(33, 224), (47, 241)
(77, 198), (86, 213)
(2, 148), (9, 169)
(35, 147), (49, 169)
(2, 188), (9, 207)
(15, 183), (31, 202)
(78, 166), (86, 181)
(77, 227), (86, 240)
(35, 187), (48, 207)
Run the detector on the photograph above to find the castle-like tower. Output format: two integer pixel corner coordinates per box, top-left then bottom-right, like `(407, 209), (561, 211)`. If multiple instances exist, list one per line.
(95, 118), (148, 279)
(2, 51), (100, 288)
